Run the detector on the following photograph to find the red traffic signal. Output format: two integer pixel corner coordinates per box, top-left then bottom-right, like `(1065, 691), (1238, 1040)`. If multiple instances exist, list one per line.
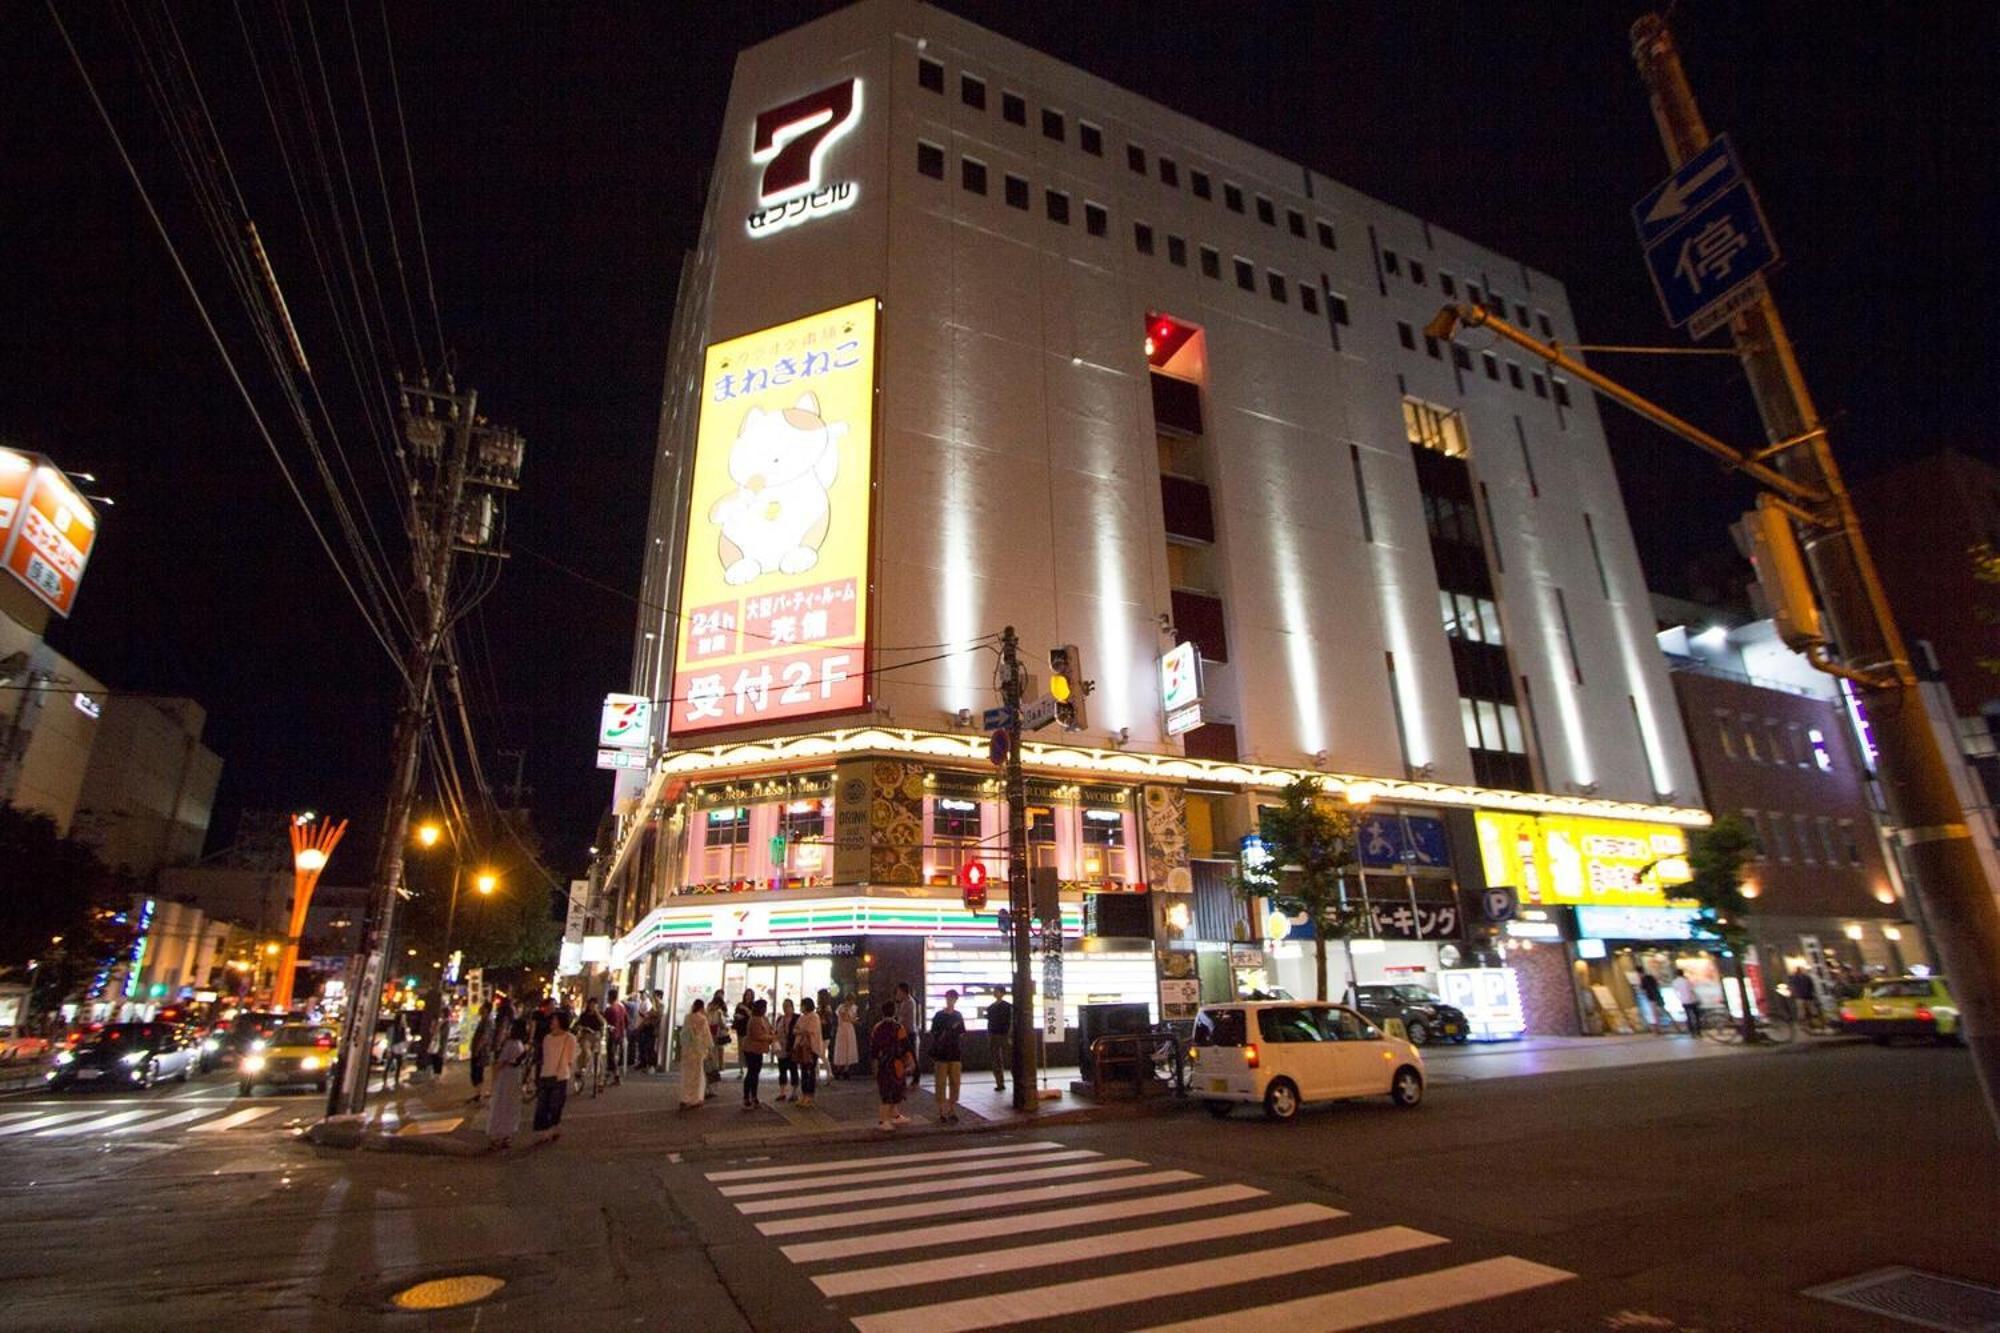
(958, 859), (989, 910)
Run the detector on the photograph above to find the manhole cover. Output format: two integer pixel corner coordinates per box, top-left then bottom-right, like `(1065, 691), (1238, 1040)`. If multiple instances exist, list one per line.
(1804, 1267), (2000, 1332)
(390, 1274), (507, 1311)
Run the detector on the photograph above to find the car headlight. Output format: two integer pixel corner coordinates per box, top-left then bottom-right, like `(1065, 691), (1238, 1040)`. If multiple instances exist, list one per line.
(250, 1038), (268, 1052)
(121, 1051), (148, 1066)
(300, 1055), (322, 1071)
(240, 1054), (266, 1073)
(55, 1051), (75, 1066)
(203, 1038), (221, 1053)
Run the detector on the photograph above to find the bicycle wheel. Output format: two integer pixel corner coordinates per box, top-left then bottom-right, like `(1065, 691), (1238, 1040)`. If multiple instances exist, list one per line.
(1758, 1013), (1795, 1044)
(1701, 1010), (1742, 1044)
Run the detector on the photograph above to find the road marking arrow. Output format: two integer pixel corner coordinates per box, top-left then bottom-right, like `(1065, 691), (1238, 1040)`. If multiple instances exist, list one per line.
(1645, 153), (1730, 226)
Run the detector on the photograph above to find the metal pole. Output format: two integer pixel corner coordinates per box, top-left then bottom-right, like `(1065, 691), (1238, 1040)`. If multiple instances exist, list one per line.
(999, 626), (1036, 1112)
(1633, 13), (2000, 1137)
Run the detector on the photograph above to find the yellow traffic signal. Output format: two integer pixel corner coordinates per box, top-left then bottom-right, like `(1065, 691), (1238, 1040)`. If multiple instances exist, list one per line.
(1048, 644), (1089, 731)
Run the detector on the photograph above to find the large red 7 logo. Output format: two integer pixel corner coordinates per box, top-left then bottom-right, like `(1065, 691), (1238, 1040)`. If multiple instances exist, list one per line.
(751, 78), (861, 205)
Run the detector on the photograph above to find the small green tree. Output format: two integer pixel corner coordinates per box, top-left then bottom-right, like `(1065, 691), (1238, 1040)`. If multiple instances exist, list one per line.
(1683, 814), (1762, 1041)
(1234, 778), (1374, 1002)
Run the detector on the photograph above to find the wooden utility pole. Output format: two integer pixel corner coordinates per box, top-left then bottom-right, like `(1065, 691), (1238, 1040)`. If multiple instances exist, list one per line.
(999, 626), (1036, 1111)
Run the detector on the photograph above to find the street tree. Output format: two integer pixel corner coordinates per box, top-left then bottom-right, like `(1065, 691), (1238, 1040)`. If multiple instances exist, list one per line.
(1684, 813), (1763, 1041)
(0, 804), (134, 1020)
(1234, 778), (1373, 1002)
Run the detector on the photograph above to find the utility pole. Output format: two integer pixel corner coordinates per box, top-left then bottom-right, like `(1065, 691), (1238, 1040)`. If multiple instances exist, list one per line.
(998, 626), (1036, 1112)
(1629, 14), (2000, 1135)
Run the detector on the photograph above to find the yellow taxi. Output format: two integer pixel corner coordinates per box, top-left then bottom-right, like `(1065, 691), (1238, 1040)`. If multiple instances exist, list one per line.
(1839, 977), (1960, 1045)
(238, 1023), (338, 1094)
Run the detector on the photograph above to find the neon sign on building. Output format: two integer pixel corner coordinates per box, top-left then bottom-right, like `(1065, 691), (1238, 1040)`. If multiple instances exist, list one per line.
(747, 78), (862, 237)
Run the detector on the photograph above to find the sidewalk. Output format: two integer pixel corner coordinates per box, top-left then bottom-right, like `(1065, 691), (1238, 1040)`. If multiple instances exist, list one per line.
(1420, 1029), (1842, 1082)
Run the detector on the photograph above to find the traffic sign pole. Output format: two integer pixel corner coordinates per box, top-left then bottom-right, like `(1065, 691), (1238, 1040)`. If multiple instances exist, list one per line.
(1633, 11), (2000, 1140)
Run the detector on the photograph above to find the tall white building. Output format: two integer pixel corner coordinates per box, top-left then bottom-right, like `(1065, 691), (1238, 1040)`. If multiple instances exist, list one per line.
(603, 0), (1707, 1034)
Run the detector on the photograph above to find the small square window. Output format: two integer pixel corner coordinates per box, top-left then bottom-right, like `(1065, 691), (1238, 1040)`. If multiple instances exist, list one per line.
(1287, 209), (1306, 238)
(1532, 372), (1548, 399)
(1488, 289), (1507, 315)
(1002, 92), (1026, 125)
(1133, 221), (1154, 254)
(1003, 173), (1027, 209)
(916, 141), (944, 180)
(1329, 292), (1350, 325)
(1267, 271), (1287, 303)
(1041, 108), (1065, 142)
(1079, 122), (1103, 155)
(1127, 143), (1147, 173)
(1300, 283), (1319, 314)
(1409, 259), (1427, 286)
(1234, 257), (1255, 291)
(1085, 202), (1107, 237)
(918, 57), (944, 93)
(1553, 379), (1572, 407)
(1167, 235), (1188, 267)
(1046, 189), (1070, 225)
(1200, 246), (1220, 278)
(962, 158), (988, 195)
(1224, 182), (1244, 213)
(1537, 311), (1554, 337)
(1440, 272), (1457, 297)
(1425, 335), (1442, 360)
(1191, 170), (1212, 200)
(1515, 303), (1531, 326)
(1382, 248), (1401, 276)
(1316, 220), (1336, 250)
(1482, 351), (1500, 380)
(1452, 344), (1472, 370)
(1397, 321), (1416, 350)
(961, 74), (986, 109)
(1506, 361), (1524, 390)
(1467, 282), (1484, 306)
(1159, 157), (1179, 188)
(1255, 195), (1275, 225)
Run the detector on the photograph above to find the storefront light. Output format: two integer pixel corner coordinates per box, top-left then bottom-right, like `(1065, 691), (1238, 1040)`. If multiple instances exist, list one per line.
(1265, 910), (1290, 940)
(1883, 926), (1901, 942)
(1844, 923), (1865, 941)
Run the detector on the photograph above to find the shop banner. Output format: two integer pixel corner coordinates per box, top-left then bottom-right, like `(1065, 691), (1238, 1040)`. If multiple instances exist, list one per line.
(1357, 813), (1450, 870)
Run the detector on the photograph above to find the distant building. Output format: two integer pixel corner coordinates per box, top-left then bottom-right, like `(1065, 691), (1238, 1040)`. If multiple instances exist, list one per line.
(0, 613), (103, 834)
(69, 695), (222, 878)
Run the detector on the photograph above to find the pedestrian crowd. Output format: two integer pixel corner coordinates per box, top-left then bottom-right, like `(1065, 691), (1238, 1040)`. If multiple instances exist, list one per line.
(470, 986), (671, 1150)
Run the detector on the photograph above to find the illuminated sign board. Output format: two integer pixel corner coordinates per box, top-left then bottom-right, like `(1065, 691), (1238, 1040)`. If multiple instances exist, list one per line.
(670, 298), (877, 739)
(611, 895), (1085, 969)
(747, 78), (862, 237)
(1474, 812), (1692, 908)
(1159, 641), (1204, 736)
(599, 692), (652, 750)
(1575, 904), (1713, 941)
(0, 452), (97, 617)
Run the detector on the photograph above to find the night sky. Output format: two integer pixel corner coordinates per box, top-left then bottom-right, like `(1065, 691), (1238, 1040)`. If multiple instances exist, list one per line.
(1, 2), (1991, 878)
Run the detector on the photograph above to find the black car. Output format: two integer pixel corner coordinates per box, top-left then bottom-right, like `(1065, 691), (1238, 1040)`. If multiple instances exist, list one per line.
(1352, 984), (1468, 1046)
(47, 1022), (199, 1090)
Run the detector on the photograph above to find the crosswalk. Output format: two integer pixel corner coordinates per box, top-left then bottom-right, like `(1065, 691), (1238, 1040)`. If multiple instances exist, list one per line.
(699, 1137), (1574, 1331)
(0, 1100), (297, 1142)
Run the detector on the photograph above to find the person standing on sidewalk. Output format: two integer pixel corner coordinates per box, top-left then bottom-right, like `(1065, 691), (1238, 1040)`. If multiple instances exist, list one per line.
(929, 989), (967, 1124)
(1673, 970), (1702, 1037)
(575, 998), (606, 1095)
(705, 992), (728, 1095)
(871, 1000), (910, 1130)
(894, 982), (920, 1090)
(468, 1002), (493, 1104)
(605, 990), (628, 1085)
(986, 988), (1013, 1091)
(1637, 970), (1667, 1033)
(774, 998), (799, 1102)
(741, 998), (775, 1110)
(533, 1012), (579, 1142)
(834, 996), (860, 1078)
(486, 1018), (528, 1149)
(678, 998), (712, 1111)
(794, 998), (825, 1107)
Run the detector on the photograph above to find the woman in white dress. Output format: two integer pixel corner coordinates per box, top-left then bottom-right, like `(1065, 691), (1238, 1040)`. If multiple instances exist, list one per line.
(679, 998), (714, 1110)
(833, 996), (860, 1078)
(485, 1020), (528, 1149)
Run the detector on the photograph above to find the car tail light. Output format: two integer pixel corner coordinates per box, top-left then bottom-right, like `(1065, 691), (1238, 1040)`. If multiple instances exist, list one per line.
(1916, 1007), (1933, 1023)
(1243, 1043), (1259, 1069)
(1839, 1008), (1855, 1022)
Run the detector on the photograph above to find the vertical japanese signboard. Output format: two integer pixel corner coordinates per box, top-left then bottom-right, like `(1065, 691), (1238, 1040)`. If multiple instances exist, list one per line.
(0, 452), (97, 618)
(671, 298), (877, 739)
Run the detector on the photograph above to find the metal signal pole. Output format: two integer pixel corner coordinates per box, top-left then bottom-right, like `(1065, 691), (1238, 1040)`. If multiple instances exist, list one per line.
(999, 626), (1036, 1111)
(1631, 13), (2000, 1136)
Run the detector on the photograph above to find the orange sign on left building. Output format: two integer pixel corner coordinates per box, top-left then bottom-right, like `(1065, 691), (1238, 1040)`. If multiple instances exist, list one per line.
(0, 448), (98, 617)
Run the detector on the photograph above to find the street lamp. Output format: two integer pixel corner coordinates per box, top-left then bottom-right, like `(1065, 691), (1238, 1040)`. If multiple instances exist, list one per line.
(476, 871), (498, 896)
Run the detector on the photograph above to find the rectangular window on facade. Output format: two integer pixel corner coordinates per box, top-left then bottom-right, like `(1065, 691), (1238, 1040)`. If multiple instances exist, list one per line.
(1451, 344), (1472, 370)
(1159, 157), (1179, 187)
(1742, 810), (1766, 860)
(1287, 208), (1306, 238)
(1329, 291), (1350, 325)
(1079, 121), (1102, 155)
(1482, 351), (1500, 381)
(1127, 143), (1147, 173)
(1382, 248), (1400, 275)
(1440, 272), (1457, 297)
(1583, 513), (1611, 596)
(961, 74), (986, 109)
(1487, 287), (1507, 315)
(962, 158), (988, 195)
(702, 806), (751, 880)
(1256, 195), (1276, 225)
(1046, 189), (1070, 224)
(1740, 714), (1762, 762)
(1537, 311), (1554, 337)
(1768, 812), (1792, 862)
(1555, 587), (1584, 684)
(1553, 379), (1572, 407)
(1717, 711), (1737, 759)
(1403, 397), (1470, 457)
(1515, 303), (1531, 326)
(1168, 234), (1187, 267)
(1507, 362), (1524, 390)
(1234, 257), (1256, 291)
(1002, 91), (1026, 125)
(1467, 281), (1484, 307)
(1085, 201), (1107, 237)
(1267, 271), (1287, 303)
(1532, 372), (1548, 399)
(1300, 283), (1319, 314)
(1794, 813), (1817, 863)
(1409, 259), (1427, 286)
(1224, 182), (1244, 213)
(1133, 221), (1154, 253)
(918, 56), (944, 93)
(916, 141), (944, 180)
(1003, 173), (1027, 208)
(1192, 170), (1212, 199)
(1042, 107), (1065, 141)
(1840, 818), (1861, 865)
(931, 797), (983, 878)
(1079, 808), (1129, 881)
(1349, 444), (1374, 542)
(1200, 245), (1221, 279)
(1425, 334), (1442, 359)
(1397, 321), (1416, 350)
(1316, 219), (1336, 250)
(1817, 815), (1840, 863)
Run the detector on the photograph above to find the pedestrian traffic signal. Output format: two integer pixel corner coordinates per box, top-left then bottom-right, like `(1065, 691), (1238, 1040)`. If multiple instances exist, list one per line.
(1048, 644), (1090, 731)
(959, 859), (989, 911)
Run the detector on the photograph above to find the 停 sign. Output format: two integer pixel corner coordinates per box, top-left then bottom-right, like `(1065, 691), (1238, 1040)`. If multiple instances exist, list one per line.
(670, 298), (877, 738)
(599, 693), (652, 750)
(0, 451), (98, 618)
(1633, 136), (1779, 334)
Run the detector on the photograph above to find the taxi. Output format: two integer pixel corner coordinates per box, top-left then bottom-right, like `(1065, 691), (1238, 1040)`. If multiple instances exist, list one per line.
(238, 1023), (338, 1095)
(1839, 977), (1959, 1045)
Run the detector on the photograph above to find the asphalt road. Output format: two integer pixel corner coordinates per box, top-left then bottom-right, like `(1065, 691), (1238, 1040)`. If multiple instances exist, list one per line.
(0, 1043), (1992, 1330)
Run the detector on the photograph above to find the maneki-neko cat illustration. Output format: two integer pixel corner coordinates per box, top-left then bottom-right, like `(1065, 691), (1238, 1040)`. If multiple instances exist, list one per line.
(709, 391), (846, 585)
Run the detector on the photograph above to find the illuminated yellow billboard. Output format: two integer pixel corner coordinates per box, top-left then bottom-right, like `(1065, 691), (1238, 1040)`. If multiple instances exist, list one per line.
(670, 297), (877, 739)
(1475, 812), (1693, 908)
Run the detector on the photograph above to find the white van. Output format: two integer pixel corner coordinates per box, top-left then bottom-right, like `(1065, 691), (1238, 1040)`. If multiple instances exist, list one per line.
(1188, 1000), (1425, 1122)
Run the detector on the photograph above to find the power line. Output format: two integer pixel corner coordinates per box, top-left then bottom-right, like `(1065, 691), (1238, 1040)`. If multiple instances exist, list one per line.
(374, 0), (449, 376)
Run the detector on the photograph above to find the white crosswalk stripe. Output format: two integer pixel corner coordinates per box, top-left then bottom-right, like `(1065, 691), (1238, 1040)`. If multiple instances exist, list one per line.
(697, 1137), (1577, 1331)
(0, 1101), (294, 1141)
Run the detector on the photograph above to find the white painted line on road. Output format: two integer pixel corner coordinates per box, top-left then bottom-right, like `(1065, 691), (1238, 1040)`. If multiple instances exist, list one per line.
(1140, 1255), (1576, 1332)
(396, 1116), (463, 1136)
(188, 1106), (279, 1132)
(817, 1201), (1345, 1298)
(781, 1183), (1269, 1263)
(705, 1138), (1061, 1182)
(111, 1106), (228, 1134)
(32, 1108), (155, 1137)
(735, 1158), (1151, 1216)
(720, 1148), (1099, 1198)
(850, 1227), (1448, 1333)
(0, 1111), (99, 1137)
(753, 1169), (1200, 1237)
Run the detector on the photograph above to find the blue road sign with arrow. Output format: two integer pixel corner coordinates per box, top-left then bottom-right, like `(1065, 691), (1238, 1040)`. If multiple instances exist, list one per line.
(1633, 134), (1779, 333)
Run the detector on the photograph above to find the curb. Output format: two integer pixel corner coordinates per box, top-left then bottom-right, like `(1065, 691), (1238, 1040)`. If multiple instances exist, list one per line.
(677, 1096), (1175, 1160)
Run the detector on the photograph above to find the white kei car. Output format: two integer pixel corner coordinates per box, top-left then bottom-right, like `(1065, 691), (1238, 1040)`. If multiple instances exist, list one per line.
(1187, 1000), (1426, 1122)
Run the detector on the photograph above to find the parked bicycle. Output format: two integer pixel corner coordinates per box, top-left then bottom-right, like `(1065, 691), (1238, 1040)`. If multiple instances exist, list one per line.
(1700, 1007), (1794, 1045)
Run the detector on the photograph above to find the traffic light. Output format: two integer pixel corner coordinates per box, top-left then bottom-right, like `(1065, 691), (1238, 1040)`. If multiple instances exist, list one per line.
(1732, 496), (1825, 651)
(1048, 644), (1090, 731)
(958, 859), (989, 911)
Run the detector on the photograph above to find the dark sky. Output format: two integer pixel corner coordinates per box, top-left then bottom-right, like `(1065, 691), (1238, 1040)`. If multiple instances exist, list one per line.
(1, 2), (1991, 877)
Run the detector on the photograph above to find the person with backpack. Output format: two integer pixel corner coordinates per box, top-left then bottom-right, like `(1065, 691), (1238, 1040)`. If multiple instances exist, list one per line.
(794, 997), (825, 1108)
